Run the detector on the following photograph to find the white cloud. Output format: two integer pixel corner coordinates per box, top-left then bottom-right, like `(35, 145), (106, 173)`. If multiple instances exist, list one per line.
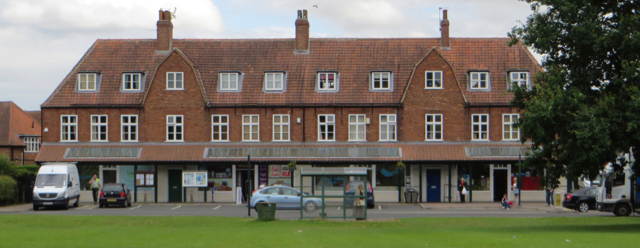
(0, 0), (538, 110)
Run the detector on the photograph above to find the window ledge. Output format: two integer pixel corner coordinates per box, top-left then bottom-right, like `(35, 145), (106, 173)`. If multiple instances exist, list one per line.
(211, 140), (231, 143)
(424, 140), (444, 142)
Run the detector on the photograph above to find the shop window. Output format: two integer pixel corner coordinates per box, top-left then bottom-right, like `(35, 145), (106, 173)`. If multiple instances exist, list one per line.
(268, 165), (292, 187)
(202, 165), (233, 191)
(136, 172), (155, 187)
(471, 165), (490, 191)
(376, 164), (401, 187)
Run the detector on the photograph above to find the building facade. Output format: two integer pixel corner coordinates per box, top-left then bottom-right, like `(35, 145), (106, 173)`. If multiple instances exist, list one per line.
(37, 10), (543, 203)
(0, 101), (41, 165)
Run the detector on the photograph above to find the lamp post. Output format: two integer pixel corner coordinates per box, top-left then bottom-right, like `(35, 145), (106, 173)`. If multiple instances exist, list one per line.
(518, 153), (522, 207)
(247, 155), (251, 217)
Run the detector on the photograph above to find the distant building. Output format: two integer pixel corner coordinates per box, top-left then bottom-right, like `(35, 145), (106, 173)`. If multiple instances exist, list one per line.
(0, 101), (41, 165)
(37, 9), (542, 203)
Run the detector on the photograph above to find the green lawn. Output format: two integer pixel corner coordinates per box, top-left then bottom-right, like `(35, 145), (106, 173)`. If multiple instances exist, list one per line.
(1, 215), (639, 247)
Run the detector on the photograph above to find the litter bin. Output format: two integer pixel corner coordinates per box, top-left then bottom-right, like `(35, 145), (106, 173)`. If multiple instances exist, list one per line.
(404, 188), (418, 203)
(255, 202), (277, 221)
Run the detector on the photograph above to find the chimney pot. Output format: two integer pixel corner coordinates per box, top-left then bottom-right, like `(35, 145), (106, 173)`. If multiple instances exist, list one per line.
(440, 9), (450, 50)
(295, 9), (310, 53)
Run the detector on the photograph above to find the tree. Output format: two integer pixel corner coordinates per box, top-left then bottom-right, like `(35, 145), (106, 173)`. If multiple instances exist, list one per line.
(508, 0), (640, 186)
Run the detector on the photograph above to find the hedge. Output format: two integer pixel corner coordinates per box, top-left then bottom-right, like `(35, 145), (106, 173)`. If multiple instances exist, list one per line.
(0, 175), (17, 205)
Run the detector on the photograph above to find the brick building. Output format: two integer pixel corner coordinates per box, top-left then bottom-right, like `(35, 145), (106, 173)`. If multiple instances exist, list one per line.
(36, 10), (542, 203)
(0, 101), (41, 165)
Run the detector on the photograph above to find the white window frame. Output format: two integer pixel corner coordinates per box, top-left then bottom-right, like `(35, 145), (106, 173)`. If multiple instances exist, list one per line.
(318, 114), (335, 141)
(166, 72), (184, 90)
(317, 72), (338, 91)
(503, 114), (520, 141)
(121, 115), (138, 142)
(166, 115), (184, 142)
(212, 115), (229, 142)
(469, 72), (490, 90)
(264, 72), (284, 91)
(472, 114), (489, 141)
(242, 115), (260, 141)
(91, 115), (108, 142)
(349, 114), (367, 141)
(379, 114), (397, 141)
(23, 136), (40, 152)
(272, 114), (290, 142)
(60, 115), (78, 142)
(122, 73), (141, 91)
(509, 71), (530, 90)
(78, 73), (97, 91)
(371, 72), (392, 91)
(425, 114), (443, 141)
(425, 71), (443, 89)
(219, 73), (239, 91)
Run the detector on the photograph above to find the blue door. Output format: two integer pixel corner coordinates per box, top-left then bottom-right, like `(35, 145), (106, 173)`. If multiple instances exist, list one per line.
(426, 169), (441, 202)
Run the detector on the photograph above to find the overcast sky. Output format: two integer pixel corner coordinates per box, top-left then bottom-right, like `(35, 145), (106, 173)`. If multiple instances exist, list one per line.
(0, 0), (538, 111)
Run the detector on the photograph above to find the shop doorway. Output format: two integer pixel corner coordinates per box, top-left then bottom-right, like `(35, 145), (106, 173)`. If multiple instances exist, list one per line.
(426, 169), (441, 202)
(493, 170), (507, 202)
(168, 170), (182, 202)
(236, 169), (252, 203)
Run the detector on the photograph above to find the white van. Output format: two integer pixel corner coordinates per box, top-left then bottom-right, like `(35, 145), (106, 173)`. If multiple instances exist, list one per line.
(32, 163), (81, 210)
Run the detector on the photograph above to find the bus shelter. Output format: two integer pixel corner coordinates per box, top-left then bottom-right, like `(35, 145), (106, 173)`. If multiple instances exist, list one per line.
(299, 167), (368, 220)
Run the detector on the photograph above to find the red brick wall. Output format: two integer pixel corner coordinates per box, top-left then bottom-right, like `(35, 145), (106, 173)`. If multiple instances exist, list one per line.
(401, 50), (467, 141)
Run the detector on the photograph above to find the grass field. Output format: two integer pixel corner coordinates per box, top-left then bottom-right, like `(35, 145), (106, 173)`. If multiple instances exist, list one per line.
(1, 215), (639, 247)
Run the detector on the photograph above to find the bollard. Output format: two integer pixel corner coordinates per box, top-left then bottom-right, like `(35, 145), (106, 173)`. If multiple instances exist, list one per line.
(190, 193), (194, 203)
(144, 192), (147, 203)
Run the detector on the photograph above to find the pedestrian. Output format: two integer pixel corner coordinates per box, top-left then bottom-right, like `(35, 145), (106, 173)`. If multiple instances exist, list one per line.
(512, 177), (519, 201)
(545, 185), (554, 206)
(458, 177), (468, 203)
(88, 174), (101, 205)
(501, 193), (511, 210)
(211, 185), (215, 203)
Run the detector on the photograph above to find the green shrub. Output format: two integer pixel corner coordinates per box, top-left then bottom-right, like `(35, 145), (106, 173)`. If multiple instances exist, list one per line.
(0, 175), (17, 205)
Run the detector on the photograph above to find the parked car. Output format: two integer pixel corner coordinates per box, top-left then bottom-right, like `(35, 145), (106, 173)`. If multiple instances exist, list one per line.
(99, 183), (132, 208)
(250, 186), (322, 212)
(345, 181), (375, 209)
(562, 186), (597, 212)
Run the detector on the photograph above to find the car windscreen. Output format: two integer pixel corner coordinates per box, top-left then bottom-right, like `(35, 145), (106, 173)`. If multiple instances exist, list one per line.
(35, 174), (66, 187)
(103, 185), (123, 191)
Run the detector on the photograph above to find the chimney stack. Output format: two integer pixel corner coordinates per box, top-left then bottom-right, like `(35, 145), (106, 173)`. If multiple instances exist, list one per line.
(295, 9), (310, 54)
(440, 9), (450, 50)
(156, 10), (173, 51)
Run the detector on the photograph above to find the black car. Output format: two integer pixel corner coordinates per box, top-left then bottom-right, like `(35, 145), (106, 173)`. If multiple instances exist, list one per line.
(99, 183), (132, 208)
(345, 181), (375, 209)
(562, 186), (596, 212)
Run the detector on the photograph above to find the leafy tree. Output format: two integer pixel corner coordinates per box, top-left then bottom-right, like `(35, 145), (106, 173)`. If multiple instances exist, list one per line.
(509, 0), (640, 187)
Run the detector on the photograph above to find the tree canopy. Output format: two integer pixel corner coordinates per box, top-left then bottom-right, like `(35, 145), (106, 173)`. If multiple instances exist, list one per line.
(509, 0), (640, 186)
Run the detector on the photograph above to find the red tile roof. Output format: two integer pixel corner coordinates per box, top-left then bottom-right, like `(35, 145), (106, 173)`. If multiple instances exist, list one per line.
(42, 38), (540, 108)
(0, 102), (41, 146)
(36, 142), (529, 163)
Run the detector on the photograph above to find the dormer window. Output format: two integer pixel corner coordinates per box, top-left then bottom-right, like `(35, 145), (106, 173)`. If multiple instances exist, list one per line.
(317, 72), (338, 92)
(469, 72), (490, 90)
(371, 71), (392, 91)
(264, 72), (285, 92)
(78, 73), (97, 91)
(509, 71), (530, 90)
(123, 73), (142, 91)
(166, 72), (184, 90)
(219, 72), (241, 91)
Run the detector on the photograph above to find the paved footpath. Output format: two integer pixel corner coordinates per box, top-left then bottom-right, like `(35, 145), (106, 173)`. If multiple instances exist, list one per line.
(420, 202), (569, 213)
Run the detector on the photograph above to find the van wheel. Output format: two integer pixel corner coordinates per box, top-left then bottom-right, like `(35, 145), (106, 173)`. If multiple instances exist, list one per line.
(33, 204), (39, 211)
(614, 204), (631, 216)
(73, 196), (79, 207)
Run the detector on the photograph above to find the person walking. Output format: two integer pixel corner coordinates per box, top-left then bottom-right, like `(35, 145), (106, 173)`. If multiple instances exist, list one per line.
(211, 185), (215, 203)
(458, 178), (468, 203)
(88, 174), (101, 205)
